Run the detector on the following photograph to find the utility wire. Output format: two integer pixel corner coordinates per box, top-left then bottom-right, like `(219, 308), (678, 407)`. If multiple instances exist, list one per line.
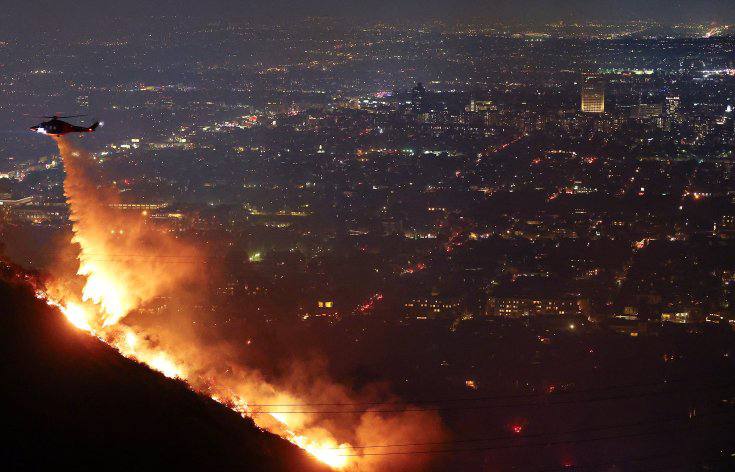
(327, 411), (731, 450)
(335, 419), (735, 457)
(245, 377), (723, 407)
(531, 448), (734, 472)
(251, 382), (735, 414)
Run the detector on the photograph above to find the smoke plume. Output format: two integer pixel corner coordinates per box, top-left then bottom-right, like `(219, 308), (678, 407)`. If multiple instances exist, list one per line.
(46, 136), (447, 470)
(56, 137), (201, 326)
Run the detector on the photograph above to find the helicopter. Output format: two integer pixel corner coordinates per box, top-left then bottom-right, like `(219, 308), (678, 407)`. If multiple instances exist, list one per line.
(31, 114), (100, 136)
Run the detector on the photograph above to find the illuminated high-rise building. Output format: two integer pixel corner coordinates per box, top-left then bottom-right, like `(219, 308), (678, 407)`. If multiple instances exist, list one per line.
(581, 77), (605, 114)
(466, 99), (495, 113)
(631, 103), (663, 120)
(665, 95), (683, 126)
(666, 95), (681, 116)
(411, 82), (427, 113)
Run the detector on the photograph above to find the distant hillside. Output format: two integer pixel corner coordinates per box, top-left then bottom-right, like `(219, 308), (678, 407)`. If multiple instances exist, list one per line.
(0, 273), (327, 472)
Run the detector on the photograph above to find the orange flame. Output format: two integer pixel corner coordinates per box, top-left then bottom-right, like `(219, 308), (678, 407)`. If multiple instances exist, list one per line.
(43, 137), (445, 470)
(47, 137), (359, 468)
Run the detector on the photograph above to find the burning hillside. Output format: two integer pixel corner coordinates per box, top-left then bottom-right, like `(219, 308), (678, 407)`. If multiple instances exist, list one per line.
(33, 137), (446, 470)
(0, 267), (327, 472)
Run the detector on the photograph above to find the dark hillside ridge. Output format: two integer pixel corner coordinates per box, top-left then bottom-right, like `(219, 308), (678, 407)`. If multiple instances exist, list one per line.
(0, 274), (326, 472)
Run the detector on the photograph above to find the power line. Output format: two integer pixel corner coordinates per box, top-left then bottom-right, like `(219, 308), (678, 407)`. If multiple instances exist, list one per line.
(250, 382), (735, 414)
(33, 250), (247, 264)
(634, 458), (735, 472)
(335, 419), (735, 457)
(531, 449), (735, 472)
(245, 377), (721, 407)
(327, 412), (729, 450)
(46, 253), (222, 261)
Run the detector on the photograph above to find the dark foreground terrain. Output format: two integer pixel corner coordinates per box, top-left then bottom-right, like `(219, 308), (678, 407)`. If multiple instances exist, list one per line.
(0, 270), (325, 472)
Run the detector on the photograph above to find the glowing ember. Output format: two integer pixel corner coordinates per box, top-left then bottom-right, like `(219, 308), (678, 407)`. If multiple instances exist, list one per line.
(60, 302), (94, 331)
(78, 265), (130, 326)
(42, 295), (95, 332)
(148, 353), (183, 379)
(124, 330), (138, 349)
(292, 435), (352, 469)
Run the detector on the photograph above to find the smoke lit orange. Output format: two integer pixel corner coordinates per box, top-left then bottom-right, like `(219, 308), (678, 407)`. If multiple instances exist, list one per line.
(41, 136), (445, 470)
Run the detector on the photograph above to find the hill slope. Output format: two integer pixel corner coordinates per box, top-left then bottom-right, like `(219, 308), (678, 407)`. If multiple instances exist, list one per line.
(0, 274), (327, 472)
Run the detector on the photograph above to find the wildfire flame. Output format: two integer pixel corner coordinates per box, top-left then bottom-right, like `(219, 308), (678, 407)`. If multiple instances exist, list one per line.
(40, 137), (444, 470)
(41, 290), (357, 467)
(59, 300), (94, 332)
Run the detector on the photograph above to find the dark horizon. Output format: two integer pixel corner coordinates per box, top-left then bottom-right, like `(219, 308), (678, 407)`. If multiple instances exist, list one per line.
(4, 0), (735, 26)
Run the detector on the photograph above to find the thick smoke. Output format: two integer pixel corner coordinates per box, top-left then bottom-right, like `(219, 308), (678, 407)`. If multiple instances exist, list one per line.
(49, 136), (447, 470)
(56, 137), (201, 326)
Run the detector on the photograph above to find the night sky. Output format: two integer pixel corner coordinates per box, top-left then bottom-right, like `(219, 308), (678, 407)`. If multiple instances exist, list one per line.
(5, 0), (735, 24)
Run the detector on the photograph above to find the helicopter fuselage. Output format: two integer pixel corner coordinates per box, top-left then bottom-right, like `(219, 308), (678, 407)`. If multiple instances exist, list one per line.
(31, 118), (99, 136)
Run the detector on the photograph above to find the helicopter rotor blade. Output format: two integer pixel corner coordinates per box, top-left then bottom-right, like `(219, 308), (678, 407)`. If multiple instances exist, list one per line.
(42, 114), (87, 119)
